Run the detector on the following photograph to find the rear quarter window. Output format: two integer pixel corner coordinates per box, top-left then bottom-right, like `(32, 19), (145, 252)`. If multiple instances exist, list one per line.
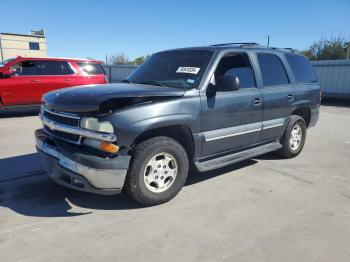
(77, 62), (105, 75)
(285, 54), (318, 84)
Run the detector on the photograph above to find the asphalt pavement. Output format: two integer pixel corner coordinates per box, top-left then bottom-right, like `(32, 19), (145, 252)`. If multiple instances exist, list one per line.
(0, 106), (349, 262)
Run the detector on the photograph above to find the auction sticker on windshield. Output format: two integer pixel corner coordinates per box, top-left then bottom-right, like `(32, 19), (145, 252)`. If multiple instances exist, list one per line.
(176, 67), (200, 74)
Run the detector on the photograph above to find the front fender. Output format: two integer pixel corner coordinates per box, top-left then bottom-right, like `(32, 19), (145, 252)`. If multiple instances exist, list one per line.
(107, 96), (201, 147)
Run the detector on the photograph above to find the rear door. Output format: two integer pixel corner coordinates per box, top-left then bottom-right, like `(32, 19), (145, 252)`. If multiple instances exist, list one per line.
(284, 53), (320, 116)
(31, 60), (77, 101)
(200, 52), (263, 157)
(256, 52), (294, 142)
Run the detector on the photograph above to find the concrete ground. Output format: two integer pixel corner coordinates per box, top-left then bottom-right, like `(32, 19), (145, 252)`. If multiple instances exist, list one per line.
(0, 106), (349, 262)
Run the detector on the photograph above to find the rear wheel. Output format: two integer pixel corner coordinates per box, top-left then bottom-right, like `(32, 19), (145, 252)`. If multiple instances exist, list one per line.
(278, 115), (306, 158)
(126, 136), (189, 206)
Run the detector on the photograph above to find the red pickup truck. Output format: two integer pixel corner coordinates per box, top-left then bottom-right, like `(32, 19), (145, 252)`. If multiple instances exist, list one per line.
(0, 56), (107, 111)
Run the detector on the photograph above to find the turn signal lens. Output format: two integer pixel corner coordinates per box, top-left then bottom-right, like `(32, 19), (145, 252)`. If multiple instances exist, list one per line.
(83, 138), (119, 153)
(99, 141), (119, 153)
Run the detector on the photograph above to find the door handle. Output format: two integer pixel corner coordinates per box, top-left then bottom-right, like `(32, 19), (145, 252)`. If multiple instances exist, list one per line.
(252, 97), (262, 106)
(287, 94), (294, 101)
(31, 79), (40, 83)
(64, 79), (72, 82)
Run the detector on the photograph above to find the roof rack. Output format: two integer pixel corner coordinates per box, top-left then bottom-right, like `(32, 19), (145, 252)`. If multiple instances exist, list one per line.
(211, 42), (260, 47)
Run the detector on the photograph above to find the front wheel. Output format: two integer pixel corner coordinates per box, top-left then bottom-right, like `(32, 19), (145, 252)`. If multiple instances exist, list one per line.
(277, 115), (307, 158)
(126, 136), (189, 206)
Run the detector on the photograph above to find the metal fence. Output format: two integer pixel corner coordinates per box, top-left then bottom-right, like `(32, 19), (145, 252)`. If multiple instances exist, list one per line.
(103, 60), (350, 99)
(312, 59), (350, 98)
(102, 64), (137, 83)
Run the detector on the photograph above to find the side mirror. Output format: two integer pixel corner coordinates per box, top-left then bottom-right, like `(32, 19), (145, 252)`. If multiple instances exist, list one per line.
(206, 83), (216, 97)
(216, 75), (240, 92)
(2, 69), (14, 78)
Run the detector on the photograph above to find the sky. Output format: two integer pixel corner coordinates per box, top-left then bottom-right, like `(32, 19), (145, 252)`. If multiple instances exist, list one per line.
(1, 0), (350, 61)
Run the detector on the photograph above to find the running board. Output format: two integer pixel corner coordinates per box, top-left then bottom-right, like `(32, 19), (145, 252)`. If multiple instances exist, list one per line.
(195, 141), (282, 172)
(0, 104), (40, 112)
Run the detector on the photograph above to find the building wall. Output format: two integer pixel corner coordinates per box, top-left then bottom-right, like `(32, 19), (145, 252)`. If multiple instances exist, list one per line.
(312, 59), (350, 98)
(0, 33), (47, 61)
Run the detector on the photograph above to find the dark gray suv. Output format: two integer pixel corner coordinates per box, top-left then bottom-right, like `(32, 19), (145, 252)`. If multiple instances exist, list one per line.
(35, 43), (320, 206)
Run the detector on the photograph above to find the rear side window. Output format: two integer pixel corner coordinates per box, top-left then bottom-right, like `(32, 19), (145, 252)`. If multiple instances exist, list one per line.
(77, 62), (105, 75)
(285, 54), (318, 83)
(38, 61), (74, 75)
(257, 53), (289, 86)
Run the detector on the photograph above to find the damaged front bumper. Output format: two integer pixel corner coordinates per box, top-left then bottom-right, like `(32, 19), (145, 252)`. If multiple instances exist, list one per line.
(35, 129), (131, 195)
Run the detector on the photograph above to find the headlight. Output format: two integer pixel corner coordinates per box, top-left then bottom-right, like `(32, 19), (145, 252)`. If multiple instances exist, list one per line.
(80, 117), (114, 133)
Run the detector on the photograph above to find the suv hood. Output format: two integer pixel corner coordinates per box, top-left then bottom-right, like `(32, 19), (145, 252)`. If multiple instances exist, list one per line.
(43, 83), (185, 113)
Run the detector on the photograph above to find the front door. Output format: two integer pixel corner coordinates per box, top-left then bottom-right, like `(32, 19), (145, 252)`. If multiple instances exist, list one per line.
(200, 53), (263, 158)
(0, 60), (41, 106)
(0, 60), (77, 106)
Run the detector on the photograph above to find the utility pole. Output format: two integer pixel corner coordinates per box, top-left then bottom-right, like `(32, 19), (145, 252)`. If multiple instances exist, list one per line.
(267, 35), (270, 47)
(0, 34), (3, 62)
(346, 42), (349, 60)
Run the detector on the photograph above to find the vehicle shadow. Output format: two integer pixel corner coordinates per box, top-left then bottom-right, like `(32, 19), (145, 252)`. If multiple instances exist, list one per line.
(254, 151), (284, 160)
(0, 108), (39, 118)
(321, 98), (350, 107)
(0, 152), (258, 218)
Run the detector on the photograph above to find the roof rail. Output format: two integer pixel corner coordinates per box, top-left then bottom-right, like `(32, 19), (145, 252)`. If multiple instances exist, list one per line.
(211, 42), (260, 47)
(270, 47), (298, 52)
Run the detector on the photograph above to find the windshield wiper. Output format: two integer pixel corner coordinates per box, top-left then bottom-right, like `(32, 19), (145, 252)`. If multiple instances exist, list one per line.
(136, 80), (169, 87)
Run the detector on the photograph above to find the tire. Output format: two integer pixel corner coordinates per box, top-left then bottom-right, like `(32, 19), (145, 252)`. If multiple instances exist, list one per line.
(126, 136), (189, 206)
(277, 115), (307, 158)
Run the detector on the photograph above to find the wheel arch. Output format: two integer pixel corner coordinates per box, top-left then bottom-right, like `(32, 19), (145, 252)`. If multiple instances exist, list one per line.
(133, 125), (195, 161)
(291, 107), (311, 127)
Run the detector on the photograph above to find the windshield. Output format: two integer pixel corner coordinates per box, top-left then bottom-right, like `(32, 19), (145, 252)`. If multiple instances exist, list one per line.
(128, 50), (214, 89)
(0, 58), (16, 68)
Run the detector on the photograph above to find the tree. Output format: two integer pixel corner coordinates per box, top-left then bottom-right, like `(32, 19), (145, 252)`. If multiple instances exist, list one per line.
(132, 55), (150, 65)
(105, 53), (151, 65)
(302, 36), (349, 60)
(106, 53), (130, 65)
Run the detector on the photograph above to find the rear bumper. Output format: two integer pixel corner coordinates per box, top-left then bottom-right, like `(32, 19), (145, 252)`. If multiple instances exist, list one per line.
(35, 129), (131, 195)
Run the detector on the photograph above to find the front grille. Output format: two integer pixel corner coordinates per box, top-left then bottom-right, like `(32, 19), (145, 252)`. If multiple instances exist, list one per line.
(44, 110), (79, 127)
(42, 107), (81, 144)
(44, 127), (80, 143)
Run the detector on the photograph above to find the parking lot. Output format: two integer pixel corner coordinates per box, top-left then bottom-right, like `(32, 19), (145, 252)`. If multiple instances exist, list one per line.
(0, 105), (349, 262)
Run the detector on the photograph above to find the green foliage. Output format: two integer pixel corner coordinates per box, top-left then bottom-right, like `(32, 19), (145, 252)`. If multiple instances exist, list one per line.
(132, 55), (151, 65)
(302, 36), (350, 60)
